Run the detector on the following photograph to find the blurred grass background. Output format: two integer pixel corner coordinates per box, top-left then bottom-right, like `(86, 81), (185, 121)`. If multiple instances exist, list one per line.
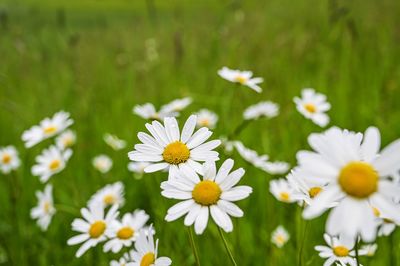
(1, 0), (400, 265)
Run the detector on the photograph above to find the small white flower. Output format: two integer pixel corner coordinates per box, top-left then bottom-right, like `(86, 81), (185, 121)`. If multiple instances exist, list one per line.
(159, 97), (192, 114)
(218, 67), (263, 93)
(260, 161), (290, 175)
(32, 145), (72, 183)
(56, 130), (76, 150)
(30, 184), (56, 231)
(67, 204), (119, 258)
(128, 115), (221, 179)
(104, 210), (150, 253)
(234, 141), (269, 168)
(271, 225), (290, 248)
(162, 159), (252, 234)
(0, 145), (20, 174)
(133, 103), (166, 120)
(22, 111), (74, 148)
(293, 88), (331, 127)
(243, 101), (279, 120)
(125, 225), (172, 266)
(128, 162), (151, 174)
(104, 133), (127, 150)
(88, 182), (125, 209)
(195, 109), (218, 129)
(269, 178), (297, 203)
(220, 136), (235, 153)
(92, 155), (113, 174)
(359, 243), (377, 257)
(110, 255), (130, 266)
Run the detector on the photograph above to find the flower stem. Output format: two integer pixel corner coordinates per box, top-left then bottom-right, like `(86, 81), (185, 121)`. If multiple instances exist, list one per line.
(218, 227), (237, 266)
(298, 220), (309, 266)
(355, 236), (360, 266)
(228, 119), (251, 139)
(187, 227), (201, 266)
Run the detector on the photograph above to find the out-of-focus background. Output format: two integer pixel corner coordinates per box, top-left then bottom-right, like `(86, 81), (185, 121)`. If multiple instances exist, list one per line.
(1, 0), (400, 265)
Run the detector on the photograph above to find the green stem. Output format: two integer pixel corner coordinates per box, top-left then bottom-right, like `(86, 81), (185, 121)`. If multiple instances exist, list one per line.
(187, 227), (201, 266)
(228, 119), (251, 140)
(355, 236), (360, 266)
(298, 220), (309, 266)
(218, 227), (237, 266)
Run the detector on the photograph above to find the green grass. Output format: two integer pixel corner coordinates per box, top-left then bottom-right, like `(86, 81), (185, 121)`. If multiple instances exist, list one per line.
(1, 0), (400, 265)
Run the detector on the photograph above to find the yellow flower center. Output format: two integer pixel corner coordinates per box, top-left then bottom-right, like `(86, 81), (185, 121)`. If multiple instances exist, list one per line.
(89, 221), (106, 239)
(304, 103), (317, 113)
(279, 192), (290, 202)
(276, 235), (286, 245)
(372, 207), (380, 217)
(234, 75), (247, 84)
(49, 159), (61, 171)
(162, 141), (190, 165)
(103, 194), (116, 205)
(192, 180), (222, 206)
(333, 246), (349, 257)
(2, 154), (11, 164)
(308, 187), (322, 198)
(43, 125), (57, 135)
(117, 226), (134, 240)
(199, 119), (210, 127)
(43, 201), (51, 213)
(338, 162), (378, 199)
(63, 137), (73, 147)
(140, 252), (155, 266)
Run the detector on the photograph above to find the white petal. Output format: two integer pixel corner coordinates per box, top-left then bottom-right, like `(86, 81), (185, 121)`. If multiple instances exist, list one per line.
(361, 127), (380, 162)
(194, 207), (209, 234)
(181, 115), (197, 143)
(373, 139), (400, 176)
(210, 205), (233, 232)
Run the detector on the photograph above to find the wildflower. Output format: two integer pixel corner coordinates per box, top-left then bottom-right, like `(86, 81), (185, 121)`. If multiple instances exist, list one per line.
(243, 101), (279, 120)
(56, 130), (76, 150)
(88, 182), (125, 209)
(293, 88), (330, 127)
(0, 145), (20, 174)
(104, 133), (127, 150)
(195, 109), (218, 129)
(218, 67), (263, 93)
(92, 155), (113, 174)
(269, 178), (297, 203)
(271, 225), (290, 248)
(30, 184), (56, 231)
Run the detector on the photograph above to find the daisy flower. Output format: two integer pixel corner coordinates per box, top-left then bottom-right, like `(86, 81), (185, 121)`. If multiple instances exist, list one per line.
(32, 145), (72, 183)
(67, 204), (119, 258)
(110, 254), (131, 266)
(373, 205), (397, 237)
(128, 162), (151, 174)
(195, 109), (218, 129)
(315, 233), (364, 266)
(125, 225), (172, 266)
(88, 182), (125, 209)
(128, 115), (221, 179)
(30, 184), (56, 231)
(271, 225), (290, 248)
(359, 243), (377, 257)
(218, 67), (263, 93)
(56, 130), (76, 150)
(92, 154), (113, 174)
(0, 145), (20, 174)
(133, 103), (166, 120)
(104, 210), (150, 253)
(161, 159), (252, 234)
(159, 97), (192, 114)
(301, 127), (400, 241)
(260, 161), (290, 175)
(243, 101), (279, 120)
(220, 136), (235, 153)
(293, 88), (331, 127)
(22, 111), (74, 148)
(104, 133), (127, 150)
(269, 178), (297, 203)
(234, 141), (269, 169)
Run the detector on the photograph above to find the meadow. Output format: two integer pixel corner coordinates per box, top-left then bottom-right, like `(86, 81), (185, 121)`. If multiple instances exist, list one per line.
(1, 0), (400, 265)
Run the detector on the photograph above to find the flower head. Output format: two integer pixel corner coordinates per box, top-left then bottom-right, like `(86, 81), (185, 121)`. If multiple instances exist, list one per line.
(269, 178), (297, 203)
(56, 130), (76, 150)
(159, 97), (192, 115)
(30, 184), (56, 231)
(243, 101), (279, 120)
(293, 88), (330, 127)
(92, 155), (113, 174)
(104, 133), (127, 150)
(0, 146), (20, 174)
(88, 182), (125, 209)
(271, 225), (290, 248)
(218, 67), (263, 93)
(195, 109), (218, 129)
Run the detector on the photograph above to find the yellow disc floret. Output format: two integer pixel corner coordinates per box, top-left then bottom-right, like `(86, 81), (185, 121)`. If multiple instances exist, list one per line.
(89, 221), (106, 238)
(304, 103), (317, 113)
(49, 159), (61, 171)
(333, 246), (349, 257)
(338, 162), (378, 199)
(162, 141), (190, 165)
(234, 75), (247, 84)
(279, 192), (290, 202)
(308, 187), (322, 198)
(43, 125), (57, 135)
(117, 227), (134, 240)
(2, 154), (11, 164)
(103, 194), (116, 205)
(192, 180), (222, 206)
(140, 252), (155, 266)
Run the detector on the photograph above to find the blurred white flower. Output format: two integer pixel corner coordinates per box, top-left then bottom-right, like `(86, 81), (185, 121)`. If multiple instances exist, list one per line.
(293, 88), (330, 127)
(92, 155), (113, 174)
(32, 145), (72, 183)
(0, 145), (20, 174)
(22, 111), (74, 148)
(269, 178), (297, 203)
(243, 101), (279, 120)
(88, 182), (125, 209)
(67, 204), (119, 258)
(127, 162), (151, 174)
(220, 136), (235, 153)
(359, 243), (377, 257)
(133, 103), (165, 120)
(218, 67), (263, 93)
(160, 97), (192, 114)
(271, 225), (289, 248)
(133, 98), (191, 121)
(56, 130), (76, 150)
(234, 141), (269, 168)
(161, 159), (252, 234)
(30, 184), (56, 231)
(195, 109), (218, 129)
(104, 133), (127, 150)
(260, 161), (290, 175)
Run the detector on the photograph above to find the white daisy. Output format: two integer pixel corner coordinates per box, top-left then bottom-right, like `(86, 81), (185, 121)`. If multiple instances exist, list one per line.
(301, 126), (400, 241)
(133, 103), (166, 120)
(104, 210), (150, 253)
(271, 225), (290, 248)
(218, 67), (263, 93)
(359, 243), (377, 257)
(125, 225), (172, 266)
(260, 161), (290, 175)
(243, 101), (279, 120)
(67, 204), (119, 258)
(92, 154), (113, 174)
(0, 145), (20, 174)
(128, 115), (221, 179)
(269, 178), (297, 203)
(88, 182), (125, 209)
(104, 133), (127, 150)
(234, 141), (269, 169)
(374, 207), (397, 237)
(220, 136), (236, 153)
(32, 145), (72, 183)
(293, 88), (331, 127)
(30, 184), (56, 231)
(315, 233), (364, 266)
(161, 159), (252, 234)
(159, 97), (192, 114)
(195, 109), (218, 129)
(56, 130), (76, 150)
(128, 162), (151, 174)
(22, 111), (74, 148)
(110, 254), (131, 266)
